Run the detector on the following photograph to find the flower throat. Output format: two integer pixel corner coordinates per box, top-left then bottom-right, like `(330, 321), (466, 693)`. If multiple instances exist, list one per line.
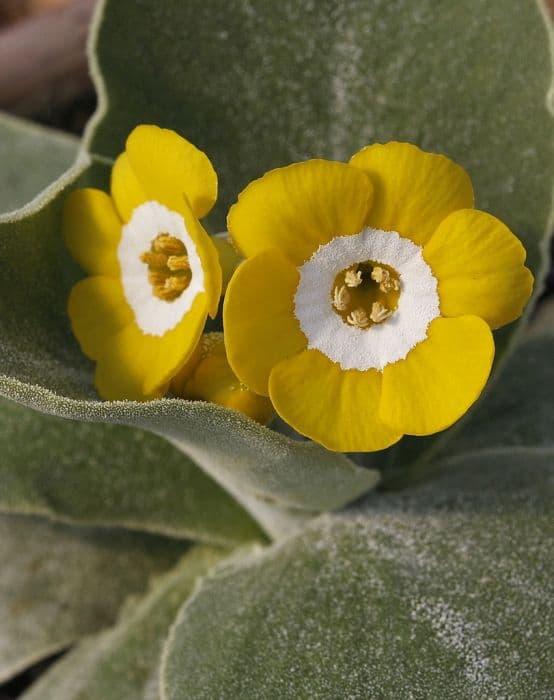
(331, 260), (400, 329)
(140, 233), (191, 301)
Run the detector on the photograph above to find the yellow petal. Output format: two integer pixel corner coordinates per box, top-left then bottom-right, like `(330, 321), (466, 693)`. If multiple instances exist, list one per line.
(95, 292), (208, 400)
(110, 152), (147, 223)
(212, 233), (242, 294)
(64, 189), (121, 276)
(223, 248), (307, 396)
(124, 124), (217, 219)
(379, 315), (494, 435)
(172, 332), (274, 425)
(423, 209), (534, 329)
(350, 142), (474, 245)
(227, 159), (373, 265)
(68, 276), (132, 361)
(181, 196), (222, 318)
(269, 349), (402, 452)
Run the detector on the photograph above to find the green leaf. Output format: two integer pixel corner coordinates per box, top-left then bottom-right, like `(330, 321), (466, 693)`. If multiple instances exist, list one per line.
(161, 451), (554, 699)
(20, 545), (228, 700)
(0, 112), (78, 214)
(88, 0), (554, 270)
(0, 513), (187, 683)
(0, 397), (263, 545)
(0, 374), (377, 539)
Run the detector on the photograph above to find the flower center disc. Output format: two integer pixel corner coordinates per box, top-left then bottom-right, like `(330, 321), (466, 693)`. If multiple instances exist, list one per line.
(140, 233), (191, 302)
(331, 260), (401, 329)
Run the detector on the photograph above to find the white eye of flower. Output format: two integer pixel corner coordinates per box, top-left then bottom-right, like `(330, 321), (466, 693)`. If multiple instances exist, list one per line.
(118, 201), (205, 336)
(293, 228), (440, 371)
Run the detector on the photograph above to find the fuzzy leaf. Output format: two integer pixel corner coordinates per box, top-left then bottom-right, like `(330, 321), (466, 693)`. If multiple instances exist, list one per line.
(88, 0), (554, 271)
(161, 452), (554, 699)
(0, 397), (263, 545)
(0, 513), (186, 683)
(20, 546), (228, 700)
(0, 112), (78, 213)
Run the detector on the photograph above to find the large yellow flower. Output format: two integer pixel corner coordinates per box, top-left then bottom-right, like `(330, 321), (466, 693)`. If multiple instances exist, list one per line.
(224, 142), (533, 451)
(65, 125), (222, 400)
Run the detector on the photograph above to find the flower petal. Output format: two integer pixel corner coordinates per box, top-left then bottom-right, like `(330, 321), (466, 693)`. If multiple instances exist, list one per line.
(172, 333), (275, 425)
(350, 142), (474, 245)
(64, 189), (121, 276)
(212, 234), (242, 294)
(181, 196), (222, 318)
(269, 349), (402, 452)
(110, 152), (146, 223)
(379, 316), (494, 435)
(124, 124), (217, 219)
(227, 160), (373, 265)
(223, 248), (307, 396)
(68, 276), (132, 361)
(424, 209), (533, 329)
(95, 292), (208, 400)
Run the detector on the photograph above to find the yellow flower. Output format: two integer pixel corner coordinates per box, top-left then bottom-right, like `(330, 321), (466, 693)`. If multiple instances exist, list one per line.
(224, 142), (534, 452)
(65, 125), (222, 400)
(171, 332), (274, 425)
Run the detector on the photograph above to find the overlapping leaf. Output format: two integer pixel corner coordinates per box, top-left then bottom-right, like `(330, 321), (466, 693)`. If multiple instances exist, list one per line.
(161, 451), (554, 699)
(0, 513), (186, 683)
(0, 112), (78, 213)
(20, 546), (229, 700)
(0, 397), (263, 544)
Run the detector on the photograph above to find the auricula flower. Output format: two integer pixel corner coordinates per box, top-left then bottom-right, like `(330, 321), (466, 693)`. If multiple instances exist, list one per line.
(65, 125), (221, 400)
(224, 142), (533, 451)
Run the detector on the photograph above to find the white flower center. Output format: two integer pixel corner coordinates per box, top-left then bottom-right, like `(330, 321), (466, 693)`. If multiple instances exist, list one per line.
(294, 228), (440, 371)
(118, 201), (205, 336)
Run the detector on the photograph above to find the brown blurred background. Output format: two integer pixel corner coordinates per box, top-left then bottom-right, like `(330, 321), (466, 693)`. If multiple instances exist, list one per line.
(0, 0), (96, 133)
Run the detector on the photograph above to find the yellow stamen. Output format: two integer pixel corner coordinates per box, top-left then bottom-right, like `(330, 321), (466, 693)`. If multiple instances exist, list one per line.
(344, 269), (362, 287)
(140, 251), (168, 268)
(152, 234), (185, 256)
(370, 301), (393, 323)
(346, 308), (370, 328)
(331, 260), (401, 329)
(141, 233), (190, 302)
(371, 266), (400, 293)
(333, 285), (351, 311)
(167, 255), (190, 272)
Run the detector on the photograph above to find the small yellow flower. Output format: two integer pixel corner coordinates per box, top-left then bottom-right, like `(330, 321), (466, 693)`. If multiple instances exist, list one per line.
(65, 125), (222, 400)
(224, 142), (534, 452)
(171, 332), (274, 425)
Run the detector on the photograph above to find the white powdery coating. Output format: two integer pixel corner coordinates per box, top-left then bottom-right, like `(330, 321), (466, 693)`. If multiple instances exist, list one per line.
(294, 228), (440, 371)
(118, 201), (205, 336)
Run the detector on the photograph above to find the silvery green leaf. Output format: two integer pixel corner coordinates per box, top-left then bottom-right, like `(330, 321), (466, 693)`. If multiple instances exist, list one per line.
(0, 112), (78, 213)
(20, 545), (228, 700)
(0, 397), (263, 545)
(161, 451), (554, 699)
(0, 513), (186, 683)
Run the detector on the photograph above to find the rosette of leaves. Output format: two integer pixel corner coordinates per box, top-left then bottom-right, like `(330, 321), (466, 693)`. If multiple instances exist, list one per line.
(0, 1), (553, 697)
